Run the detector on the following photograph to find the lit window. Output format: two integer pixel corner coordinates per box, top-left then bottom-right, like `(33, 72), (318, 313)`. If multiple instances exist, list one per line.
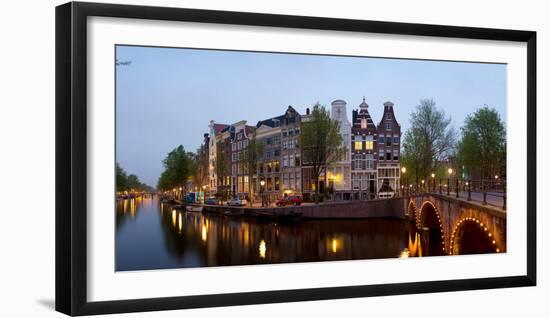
(365, 140), (373, 150)
(361, 118), (367, 129)
(365, 135), (374, 150)
(354, 141), (363, 150)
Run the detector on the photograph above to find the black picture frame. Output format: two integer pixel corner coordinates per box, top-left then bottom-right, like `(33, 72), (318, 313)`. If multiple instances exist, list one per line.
(55, 1), (537, 316)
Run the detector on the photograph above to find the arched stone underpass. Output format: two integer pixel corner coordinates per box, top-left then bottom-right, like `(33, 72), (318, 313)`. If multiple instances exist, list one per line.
(450, 217), (499, 255)
(409, 193), (506, 256)
(418, 201), (446, 256)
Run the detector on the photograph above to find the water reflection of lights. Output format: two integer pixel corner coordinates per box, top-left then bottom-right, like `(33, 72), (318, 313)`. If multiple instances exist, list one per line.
(399, 248), (410, 258)
(410, 232), (423, 257)
(178, 213), (183, 233)
(201, 224), (207, 242)
(331, 239), (338, 253)
(172, 209), (176, 228)
(259, 240), (267, 259)
(130, 199), (137, 218)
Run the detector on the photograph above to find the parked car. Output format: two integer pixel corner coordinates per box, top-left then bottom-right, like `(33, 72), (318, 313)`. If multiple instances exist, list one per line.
(227, 197), (247, 206)
(276, 195), (302, 206)
(205, 197), (221, 205)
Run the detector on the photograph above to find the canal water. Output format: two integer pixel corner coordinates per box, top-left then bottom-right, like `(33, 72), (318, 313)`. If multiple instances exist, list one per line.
(116, 196), (428, 271)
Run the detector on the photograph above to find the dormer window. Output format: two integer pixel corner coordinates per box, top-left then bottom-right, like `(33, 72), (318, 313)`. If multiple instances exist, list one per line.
(386, 113), (392, 120)
(361, 118), (367, 129)
(385, 122), (392, 130)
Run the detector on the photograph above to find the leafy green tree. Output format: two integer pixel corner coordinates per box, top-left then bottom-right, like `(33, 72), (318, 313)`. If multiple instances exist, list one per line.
(239, 129), (264, 206)
(116, 162), (153, 192)
(401, 99), (456, 184)
(299, 103), (344, 203)
(157, 145), (192, 192)
(192, 145), (209, 191)
(457, 106), (506, 179)
(116, 163), (128, 192)
(126, 174), (140, 190)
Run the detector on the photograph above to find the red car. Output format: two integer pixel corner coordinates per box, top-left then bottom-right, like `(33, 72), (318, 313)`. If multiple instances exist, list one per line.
(276, 196), (302, 206)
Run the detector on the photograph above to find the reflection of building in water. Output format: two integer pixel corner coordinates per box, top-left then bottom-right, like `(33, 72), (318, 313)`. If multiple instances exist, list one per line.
(151, 200), (406, 268)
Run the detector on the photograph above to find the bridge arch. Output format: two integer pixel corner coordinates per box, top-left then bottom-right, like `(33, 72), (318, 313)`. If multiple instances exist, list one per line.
(407, 201), (417, 220)
(418, 201), (446, 255)
(450, 217), (499, 255)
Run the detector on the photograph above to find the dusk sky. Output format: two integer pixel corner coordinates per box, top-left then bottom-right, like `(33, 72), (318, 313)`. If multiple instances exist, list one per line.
(115, 45), (507, 187)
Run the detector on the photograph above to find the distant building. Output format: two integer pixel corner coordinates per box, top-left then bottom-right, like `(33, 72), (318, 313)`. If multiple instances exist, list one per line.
(208, 121), (229, 193)
(207, 97), (401, 201)
(376, 101), (401, 198)
(228, 120), (255, 198)
(351, 98), (378, 199)
(280, 106), (302, 197)
(327, 99), (352, 199)
(256, 113), (283, 202)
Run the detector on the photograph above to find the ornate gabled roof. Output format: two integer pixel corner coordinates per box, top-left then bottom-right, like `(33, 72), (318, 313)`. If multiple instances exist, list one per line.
(359, 97), (369, 109)
(377, 101), (401, 131)
(351, 98), (377, 131)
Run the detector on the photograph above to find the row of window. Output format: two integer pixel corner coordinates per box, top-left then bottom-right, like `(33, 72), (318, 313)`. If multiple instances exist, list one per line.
(231, 139), (249, 151)
(282, 139), (298, 149)
(282, 128), (300, 137)
(378, 168), (401, 178)
(282, 154), (300, 167)
(259, 161), (281, 174)
(282, 172), (301, 191)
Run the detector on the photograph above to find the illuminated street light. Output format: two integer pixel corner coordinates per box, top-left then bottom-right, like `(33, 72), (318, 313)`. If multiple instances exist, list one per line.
(431, 173), (435, 179)
(495, 175), (499, 179)
(260, 180), (266, 186)
(401, 167), (407, 174)
(448, 168), (453, 175)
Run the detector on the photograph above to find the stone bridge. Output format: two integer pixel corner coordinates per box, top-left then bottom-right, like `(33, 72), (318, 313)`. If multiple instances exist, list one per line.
(406, 193), (506, 255)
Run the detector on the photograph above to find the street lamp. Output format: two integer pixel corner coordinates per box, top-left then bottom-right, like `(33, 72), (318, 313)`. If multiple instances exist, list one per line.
(431, 173), (436, 192)
(260, 179), (266, 207)
(447, 168), (452, 195)
(401, 167), (407, 194)
(421, 179), (425, 193)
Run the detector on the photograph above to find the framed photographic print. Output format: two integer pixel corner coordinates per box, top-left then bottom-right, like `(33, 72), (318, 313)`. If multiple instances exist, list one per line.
(55, 1), (536, 316)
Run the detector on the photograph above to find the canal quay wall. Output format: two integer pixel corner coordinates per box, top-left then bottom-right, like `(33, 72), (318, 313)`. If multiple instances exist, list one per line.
(202, 197), (407, 219)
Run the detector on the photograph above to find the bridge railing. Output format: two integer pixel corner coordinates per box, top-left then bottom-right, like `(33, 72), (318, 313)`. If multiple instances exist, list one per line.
(401, 178), (506, 210)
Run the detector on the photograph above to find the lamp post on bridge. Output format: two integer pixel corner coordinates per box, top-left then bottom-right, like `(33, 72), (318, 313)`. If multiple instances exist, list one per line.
(401, 167), (407, 196)
(447, 168), (453, 196)
(431, 173), (435, 192)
